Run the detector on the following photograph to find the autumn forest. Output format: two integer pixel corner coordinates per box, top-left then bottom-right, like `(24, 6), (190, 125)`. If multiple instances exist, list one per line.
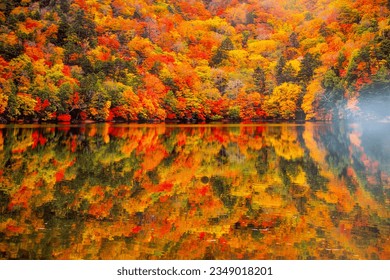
(1, 0), (390, 261)
(0, 0), (389, 123)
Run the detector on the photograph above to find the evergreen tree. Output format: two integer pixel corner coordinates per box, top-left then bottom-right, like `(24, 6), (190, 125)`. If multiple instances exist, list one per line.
(253, 67), (266, 93)
(275, 56), (286, 85)
(289, 32), (299, 48)
(211, 37), (234, 66)
(298, 53), (321, 84)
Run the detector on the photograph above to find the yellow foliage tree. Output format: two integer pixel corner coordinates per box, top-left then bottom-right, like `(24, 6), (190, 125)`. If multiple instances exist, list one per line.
(0, 90), (8, 115)
(301, 79), (324, 120)
(264, 82), (302, 119)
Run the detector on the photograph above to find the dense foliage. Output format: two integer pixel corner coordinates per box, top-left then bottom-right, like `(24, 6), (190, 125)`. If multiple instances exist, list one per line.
(0, 0), (389, 122)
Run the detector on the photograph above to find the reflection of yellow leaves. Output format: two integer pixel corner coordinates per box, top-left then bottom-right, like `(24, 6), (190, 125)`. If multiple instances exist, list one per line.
(0, 130), (3, 151)
(121, 141), (138, 155)
(122, 197), (151, 214)
(89, 200), (113, 219)
(11, 134), (34, 154)
(252, 193), (283, 209)
(102, 124), (110, 143)
(354, 186), (389, 217)
(303, 123), (327, 164)
(268, 125), (304, 160)
(290, 168), (309, 193)
(231, 181), (251, 197)
(318, 178), (354, 211)
(252, 182), (284, 209)
(202, 225), (231, 238)
(99, 240), (132, 259)
(0, 219), (24, 236)
(142, 146), (167, 171)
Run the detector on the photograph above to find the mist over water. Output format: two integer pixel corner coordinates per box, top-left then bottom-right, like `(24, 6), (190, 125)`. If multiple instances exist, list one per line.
(355, 87), (390, 121)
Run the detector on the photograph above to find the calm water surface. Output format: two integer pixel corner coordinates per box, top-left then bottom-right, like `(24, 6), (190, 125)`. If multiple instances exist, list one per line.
(0, 122), (389, 259)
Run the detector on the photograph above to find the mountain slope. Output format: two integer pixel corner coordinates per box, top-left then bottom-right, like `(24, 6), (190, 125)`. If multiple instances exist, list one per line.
(0, 0), (389, 122)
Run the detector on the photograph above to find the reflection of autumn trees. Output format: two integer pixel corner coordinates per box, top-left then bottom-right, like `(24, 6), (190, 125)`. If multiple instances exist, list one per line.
(0, 123), (389, 259)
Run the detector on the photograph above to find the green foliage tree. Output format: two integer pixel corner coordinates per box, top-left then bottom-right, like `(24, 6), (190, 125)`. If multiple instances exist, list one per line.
(289, 32), (299, 48)
(320, 69), (345, 116)
(253, 66), (266, 93)
(297, 53), (321, 84)
(275, 56), (287, 85)
(211, 37), (235, 66)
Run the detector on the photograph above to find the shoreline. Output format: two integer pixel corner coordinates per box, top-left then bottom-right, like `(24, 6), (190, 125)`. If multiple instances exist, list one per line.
(1, 118), (389, 127)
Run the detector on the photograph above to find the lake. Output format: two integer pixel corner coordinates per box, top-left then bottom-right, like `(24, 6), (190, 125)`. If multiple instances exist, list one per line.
(0, 122), (389, 260)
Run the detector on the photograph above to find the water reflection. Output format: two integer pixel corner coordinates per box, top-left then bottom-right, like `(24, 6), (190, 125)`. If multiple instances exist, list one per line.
(0, 122), (389, 259)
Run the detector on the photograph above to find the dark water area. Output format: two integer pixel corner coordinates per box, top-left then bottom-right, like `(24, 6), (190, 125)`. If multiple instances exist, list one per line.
(0, 122), (389, 259)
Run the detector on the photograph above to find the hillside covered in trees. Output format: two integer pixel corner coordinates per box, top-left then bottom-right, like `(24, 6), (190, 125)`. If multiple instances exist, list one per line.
(0, 0), (389, 123)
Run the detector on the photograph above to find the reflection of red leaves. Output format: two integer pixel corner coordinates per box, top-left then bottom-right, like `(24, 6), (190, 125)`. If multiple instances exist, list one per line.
(236, 253), (244, 259)
(219, 237), (228, 251)
(32, 131), (47, 148)
(157, 222), (171, 237)
(346, 167), (355, 177)
(108, 127), (125, 138)
(69, 158), (77, 167)
(197, 186), (209, 196)
(157, 182), (174, 192)
(207, 128), (227, 144)
(219, 237), (228, 245)
(39, 135), (47, 146)
(90, 186), (105, 198)
(256, 126), (266, 135)
(177, 134), (186, 146)
(32, 131), (39, 148)
(8, 186), (31, 210)
(6, 224), (23, 234)
(12, 148), (26, 154)
(70, 138), (77, 152)
(89, 200), (113, 218)
(260, 220), (276, 228)
(159, 195), (170, 202)
(58, 126), (70, 132)
(55, 170), (65, 182)
(132, 226), (142, 234)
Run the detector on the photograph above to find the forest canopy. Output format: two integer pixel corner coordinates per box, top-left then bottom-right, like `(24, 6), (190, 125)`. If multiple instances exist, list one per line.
(0, 0), (389, 123)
